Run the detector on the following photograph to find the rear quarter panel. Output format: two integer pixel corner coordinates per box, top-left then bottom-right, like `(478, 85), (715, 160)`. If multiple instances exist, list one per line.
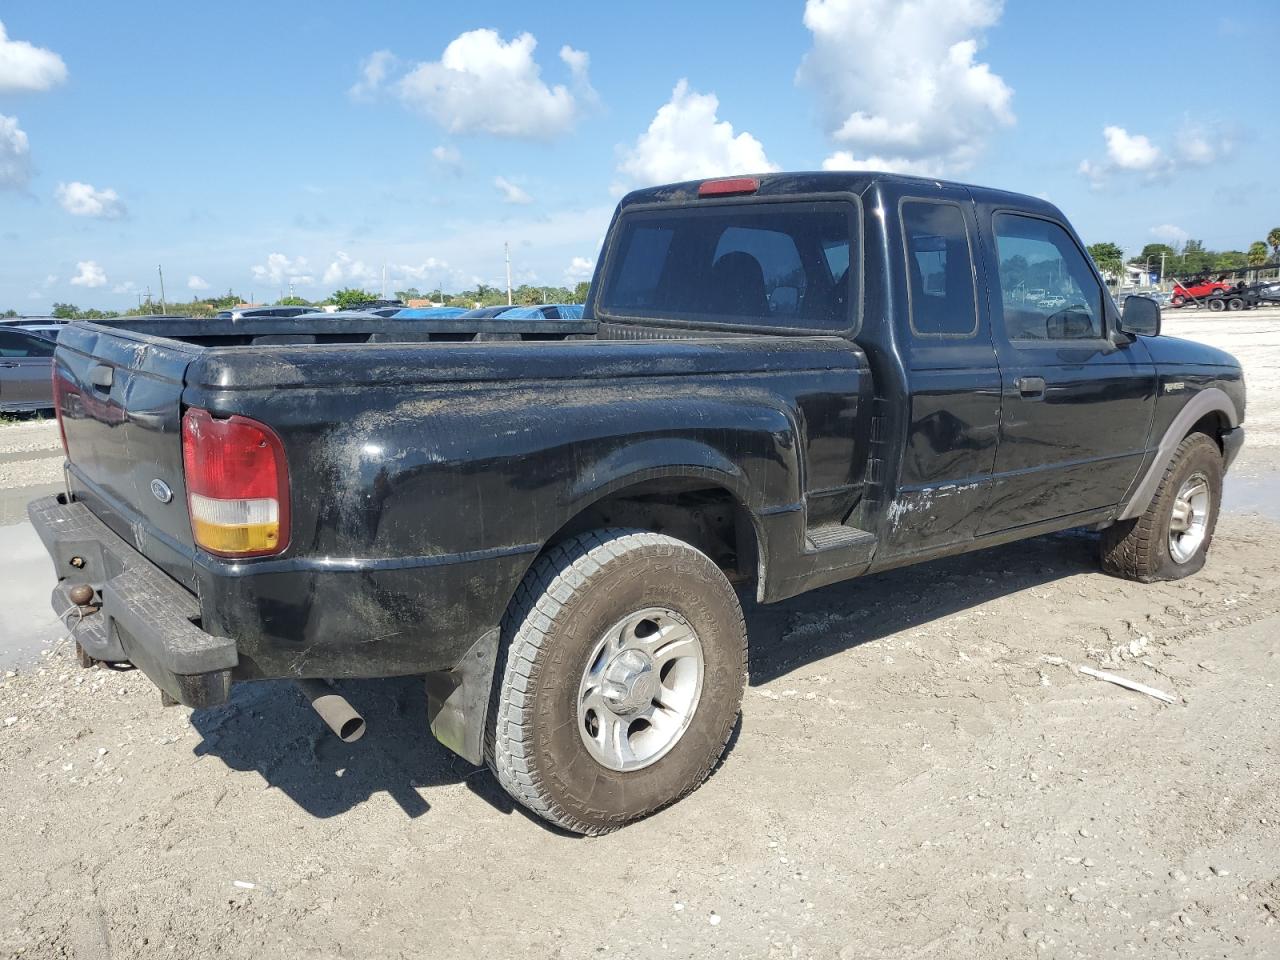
(183, 336), (870, 678)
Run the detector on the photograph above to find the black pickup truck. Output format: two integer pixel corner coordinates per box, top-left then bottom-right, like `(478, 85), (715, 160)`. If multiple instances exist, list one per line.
(31, 172), (1245, 834)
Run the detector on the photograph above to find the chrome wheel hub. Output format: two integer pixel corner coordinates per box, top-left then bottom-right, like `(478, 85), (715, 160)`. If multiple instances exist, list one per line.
(1168, 472), (1210, 564)
(577, 607), (705, 772)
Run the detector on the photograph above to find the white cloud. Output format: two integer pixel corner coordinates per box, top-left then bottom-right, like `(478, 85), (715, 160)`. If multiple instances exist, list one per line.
(0, 21), (67, 93)
(251, 253), (314, 286)
(70, 260), (107, 288)
(797, 0), (1013, 174)
(494, 175), (533, 205)
(349, 50), (396, 99)
(55, 181), (127, 219)
(431, 144), (462, 174)
(389, 258), (453, 286)
(0, 113), (31, 190)
(1103, 126), (1164, 172)
(188, 275), (210, 291)
(565, 256), (594, 283)
(112, 280), (138, 295)
(617, 79), (777, 187)
(41, 273), (57, 288)
(322, 251), (379, 287)
(396, 30), (588, 139)
(1149, 224), (1190, 247)
(1079, 122), (1230, 187)
(822, 150), (943, 177)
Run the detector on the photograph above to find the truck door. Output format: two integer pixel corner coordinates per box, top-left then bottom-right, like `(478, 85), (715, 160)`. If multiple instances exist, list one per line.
(879, 187), (1002, 556)
(975, 209), (1156, 533)
(0, 328), (55, 409)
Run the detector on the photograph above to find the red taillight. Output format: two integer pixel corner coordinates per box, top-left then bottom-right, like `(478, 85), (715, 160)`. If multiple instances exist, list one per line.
(182, 407), (290, 558)
(698, 176), (759, 197)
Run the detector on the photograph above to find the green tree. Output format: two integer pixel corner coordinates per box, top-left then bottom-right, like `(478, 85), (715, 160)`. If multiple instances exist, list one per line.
(1268, 228), (1280, 262)
(1248, 241), (1269, 266)
(1213, 250), (1247, 271)
(571, 281), (590, 304)
(394, 287), (422, 301)
(51, 303), (80, 319)
(1086, 242), (1124, 282)
(328, 287), (378, 310)
(1180, 239), (1213, 275)
(1, 308), (17, 318)
(275, 296), (312, 306)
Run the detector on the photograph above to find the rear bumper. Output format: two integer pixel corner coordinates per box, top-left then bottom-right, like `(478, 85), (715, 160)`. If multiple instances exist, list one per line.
(27, 495), (237, 708)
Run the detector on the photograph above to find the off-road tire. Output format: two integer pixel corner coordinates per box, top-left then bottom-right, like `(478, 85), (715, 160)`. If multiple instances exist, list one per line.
(486, 529), (747, 835)
(1100, 433), (1223, 582)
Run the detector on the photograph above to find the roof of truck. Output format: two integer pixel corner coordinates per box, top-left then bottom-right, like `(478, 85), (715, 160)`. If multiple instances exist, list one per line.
(619, 171), (1062, 220)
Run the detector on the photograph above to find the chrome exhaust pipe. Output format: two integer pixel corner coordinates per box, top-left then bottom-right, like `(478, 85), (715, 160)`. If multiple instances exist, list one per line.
(298, 679), (366, 742)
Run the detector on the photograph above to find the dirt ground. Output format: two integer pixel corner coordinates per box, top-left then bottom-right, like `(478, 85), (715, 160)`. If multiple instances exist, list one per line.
(1, 311), (1278, 959)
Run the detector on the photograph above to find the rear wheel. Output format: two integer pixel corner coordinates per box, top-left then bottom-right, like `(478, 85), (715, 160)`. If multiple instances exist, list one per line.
(487, 529), (747, 835)
(1227, 297), (1245, 311)
(1100, 433), (1222, 582)
(1208, 297), (1227, 312)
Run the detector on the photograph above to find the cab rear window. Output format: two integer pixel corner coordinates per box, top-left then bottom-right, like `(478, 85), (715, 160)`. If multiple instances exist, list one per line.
(599, 201), (857, 330)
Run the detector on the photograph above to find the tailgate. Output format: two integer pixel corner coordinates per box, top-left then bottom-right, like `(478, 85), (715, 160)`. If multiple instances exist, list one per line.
(54, 323), (201, 590)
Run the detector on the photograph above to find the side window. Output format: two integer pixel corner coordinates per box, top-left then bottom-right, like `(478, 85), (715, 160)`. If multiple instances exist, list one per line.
(994, 214), (1103, 341)
(0, 330), (53, 357)
(901, 200), (977, 337)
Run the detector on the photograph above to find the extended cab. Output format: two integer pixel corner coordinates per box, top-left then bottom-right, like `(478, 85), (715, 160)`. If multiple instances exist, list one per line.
(31, 172), (1245, 834)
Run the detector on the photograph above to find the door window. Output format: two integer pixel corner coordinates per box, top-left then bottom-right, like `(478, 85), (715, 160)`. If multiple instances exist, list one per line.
(0, 330), (54, 357)
(901, 200), (977, 337)
(993, 214), (1103, 341)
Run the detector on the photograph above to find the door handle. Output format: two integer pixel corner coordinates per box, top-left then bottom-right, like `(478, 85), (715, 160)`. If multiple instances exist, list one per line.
(0, 361), (18, 368)
(88, 364), (114, 390)
(1016, 376), (1046, 398)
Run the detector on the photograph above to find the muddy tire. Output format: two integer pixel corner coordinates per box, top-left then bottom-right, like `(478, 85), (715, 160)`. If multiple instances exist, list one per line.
(1100, 433), (1223, 582)
(487, 529), (747, 835)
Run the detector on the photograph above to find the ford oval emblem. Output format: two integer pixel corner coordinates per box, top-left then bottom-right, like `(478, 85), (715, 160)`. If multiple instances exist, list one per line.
(150, 479), (174, 504)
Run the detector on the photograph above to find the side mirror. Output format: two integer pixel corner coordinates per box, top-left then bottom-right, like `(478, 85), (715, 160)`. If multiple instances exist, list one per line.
(1118, 295), (1160, 338)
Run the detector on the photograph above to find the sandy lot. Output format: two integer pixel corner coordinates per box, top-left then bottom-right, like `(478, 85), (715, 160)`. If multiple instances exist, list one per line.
(1, 312), (1278, 959)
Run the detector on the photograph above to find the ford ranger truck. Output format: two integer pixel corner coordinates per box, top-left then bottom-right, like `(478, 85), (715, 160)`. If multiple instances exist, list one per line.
(30, 172), (1245, 834)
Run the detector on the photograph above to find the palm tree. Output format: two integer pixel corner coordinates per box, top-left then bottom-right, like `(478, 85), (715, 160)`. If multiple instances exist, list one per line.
(1268, 227), (1280, 263)
(1248, 242), (1268, 267)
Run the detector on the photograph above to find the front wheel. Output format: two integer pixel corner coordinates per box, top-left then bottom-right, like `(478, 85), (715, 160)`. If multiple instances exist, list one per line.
(487, 529), (747, 835)
(1100, 433), (1223, 582)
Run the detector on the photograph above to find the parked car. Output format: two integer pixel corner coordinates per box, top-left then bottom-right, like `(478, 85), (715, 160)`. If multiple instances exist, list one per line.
(31, 171), (1245, 835)
(456, 305), (520, 319)
(212, 306), (317, 321)
(16, 324), (66, 341)
(1, 315), (67, 328)
(391, 307), (469, 319)
(498, 303), (586, 320)
(0, 325), (55, 411)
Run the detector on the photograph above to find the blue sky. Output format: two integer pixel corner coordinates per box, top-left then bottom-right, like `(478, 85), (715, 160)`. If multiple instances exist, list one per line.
(1, 1), (1276, 310)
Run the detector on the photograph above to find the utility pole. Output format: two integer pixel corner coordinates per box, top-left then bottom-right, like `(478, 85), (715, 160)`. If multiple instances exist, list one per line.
(505, 242), (513, 306)
(157, 265), (166, 312)
(1160, 251), (1167, 286)
(381, 265), (387, 300)
(289, 281), (295, 300)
